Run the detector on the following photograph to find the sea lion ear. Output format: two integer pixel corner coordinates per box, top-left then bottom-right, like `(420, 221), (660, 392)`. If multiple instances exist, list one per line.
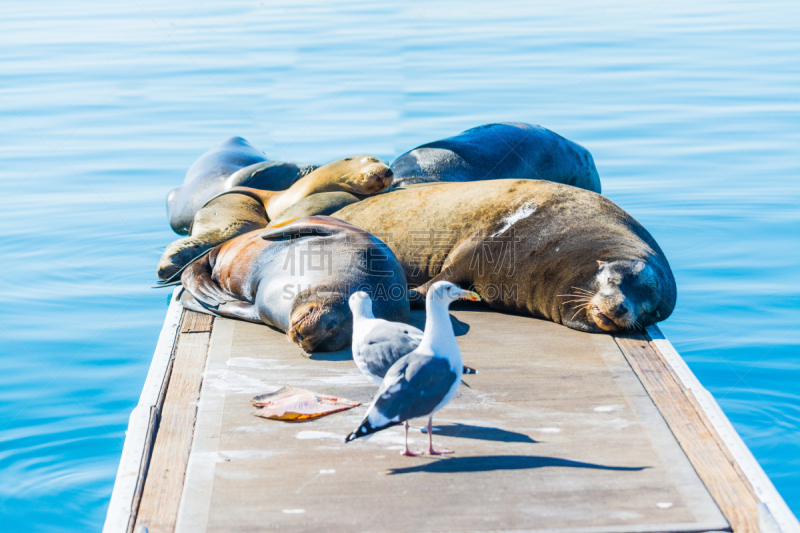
(260, 226), (334, 241)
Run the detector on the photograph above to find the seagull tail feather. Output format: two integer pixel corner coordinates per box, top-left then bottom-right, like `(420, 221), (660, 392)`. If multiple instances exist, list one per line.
(344, 418), (400, 443)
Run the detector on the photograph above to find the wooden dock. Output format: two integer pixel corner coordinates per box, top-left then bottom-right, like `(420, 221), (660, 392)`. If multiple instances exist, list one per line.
(104, 289), (799, 533)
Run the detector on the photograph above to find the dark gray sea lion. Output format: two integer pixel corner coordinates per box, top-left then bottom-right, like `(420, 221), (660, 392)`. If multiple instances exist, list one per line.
(166, 137), (315, 235)
(157, 156), (391, 281)
(390, 122), (601, 193)
(333, 180), (676, 333)
(180, 216), (410, 352)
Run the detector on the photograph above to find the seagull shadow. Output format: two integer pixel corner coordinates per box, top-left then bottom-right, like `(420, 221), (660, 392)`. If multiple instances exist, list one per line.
(419, 423), (536, 444)
(386, 455), (649, 475)
(406, 313), (470, 337)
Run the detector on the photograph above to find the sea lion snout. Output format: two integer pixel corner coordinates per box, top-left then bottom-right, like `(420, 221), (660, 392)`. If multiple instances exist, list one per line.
(589, 299), (635, 331)
(339, 156), (393, 194)
(588, 259), (660, 331)
(357, 164), (393, 193)
(288, 295), (352, 352)
(373, 166), (395, 191)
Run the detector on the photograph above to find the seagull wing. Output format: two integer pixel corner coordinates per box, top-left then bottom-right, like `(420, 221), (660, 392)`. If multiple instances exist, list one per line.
(358, 321), (423, 380)
(346, 353), (458, 441)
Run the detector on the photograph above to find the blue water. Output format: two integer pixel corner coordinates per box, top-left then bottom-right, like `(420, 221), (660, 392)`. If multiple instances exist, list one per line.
(0, 1), (797, 530)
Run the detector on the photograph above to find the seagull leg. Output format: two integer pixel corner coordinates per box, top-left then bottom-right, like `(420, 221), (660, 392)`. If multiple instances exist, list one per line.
(400, 421), (421, 456)
(425, 416), (452, 455)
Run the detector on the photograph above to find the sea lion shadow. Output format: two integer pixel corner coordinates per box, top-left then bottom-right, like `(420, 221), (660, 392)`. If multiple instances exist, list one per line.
(420, 423), (536, 444)
(307, 347), (353, 362)
(386, 455), (649, 475)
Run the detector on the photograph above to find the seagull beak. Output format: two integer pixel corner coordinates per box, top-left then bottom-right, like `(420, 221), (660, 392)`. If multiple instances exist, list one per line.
(459, 290), (481, 302)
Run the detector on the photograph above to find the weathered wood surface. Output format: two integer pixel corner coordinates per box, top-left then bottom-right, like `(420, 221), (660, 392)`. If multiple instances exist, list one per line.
(172, 309), (729, 533)
(126, 406), (158, 533)
(124, 306), (800, 533)
(133, 311), (213, 533)
(615, 331), (761, 533)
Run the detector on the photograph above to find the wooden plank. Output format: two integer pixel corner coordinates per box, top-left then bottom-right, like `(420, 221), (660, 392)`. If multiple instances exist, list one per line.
(134, 311), (213, 533)
(176, 313), (729, 533)
(615, 330), (760, 533)
(174, 319), (235, 533)
(126, 406), (158, 533)
(103, 288), (184, 533)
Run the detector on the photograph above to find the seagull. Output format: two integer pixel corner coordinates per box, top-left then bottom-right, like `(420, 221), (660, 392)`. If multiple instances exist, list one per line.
(349, 291), (477, 385)
(345, 281), (480, 456)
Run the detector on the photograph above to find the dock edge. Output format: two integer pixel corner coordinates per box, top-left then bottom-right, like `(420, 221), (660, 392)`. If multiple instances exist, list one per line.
(102, 288), (183, 533)
(646, 325), (800, 533)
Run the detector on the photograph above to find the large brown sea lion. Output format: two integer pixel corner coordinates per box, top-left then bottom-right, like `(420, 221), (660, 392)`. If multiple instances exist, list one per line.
(166, 137), (316, 235)
(180, 216), (410, 352)
(158, 156), (392, 281)
(390, 122), (601, 193)
(332, 180), (676, 333)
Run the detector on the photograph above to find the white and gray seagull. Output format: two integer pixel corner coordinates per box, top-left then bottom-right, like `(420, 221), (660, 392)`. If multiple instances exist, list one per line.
(348, 291), (477, 385)
(344, 281), (480, 455)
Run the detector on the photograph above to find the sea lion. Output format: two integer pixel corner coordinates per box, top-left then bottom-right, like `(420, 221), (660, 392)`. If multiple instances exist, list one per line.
(157, 156), (392, 281)
(166, 136), (315, 235)
(158, 193), (268, 281)
(332, 180), (676, 333)
(390, 122), (601, 193)
(267, 191), (362, 227)
(179, 216), (410, 352)
(224, 155), (392, 220)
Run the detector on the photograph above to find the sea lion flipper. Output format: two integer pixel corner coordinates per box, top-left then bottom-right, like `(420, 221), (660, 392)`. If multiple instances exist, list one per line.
(408, 274), (457, 308)
(157, 247), (215, 284)
(409, 244), (471, 298)
(215, 301), (261, 322)
(152, 279), (183, 289)
(180, 290), (222, 317)
(181, 251), (232, 308)
(222, 186), (276, 208)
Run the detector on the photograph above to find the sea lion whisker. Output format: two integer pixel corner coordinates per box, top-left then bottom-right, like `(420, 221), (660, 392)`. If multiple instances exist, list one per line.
(570, 292), (594, 299)
(560, 299), (590, 306)
(570, 287), (594, 295)
(570, 304), (592, 321)
(571, 289), (593, 295)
